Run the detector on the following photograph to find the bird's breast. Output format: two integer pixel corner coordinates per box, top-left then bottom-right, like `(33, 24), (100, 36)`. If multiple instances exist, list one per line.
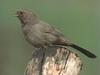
(22, 24), (48, 47)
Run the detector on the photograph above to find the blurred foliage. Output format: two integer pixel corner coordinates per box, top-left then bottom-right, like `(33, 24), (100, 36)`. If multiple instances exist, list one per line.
(0, 0), (99, 75)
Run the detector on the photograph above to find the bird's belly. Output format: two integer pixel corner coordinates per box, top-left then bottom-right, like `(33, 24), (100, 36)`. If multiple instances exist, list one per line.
(24, 30), (49, 48)
(22, 25), (54, 48)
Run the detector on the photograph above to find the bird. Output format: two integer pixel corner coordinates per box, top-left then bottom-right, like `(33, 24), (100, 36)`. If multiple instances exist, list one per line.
(16, 10), (96, 58)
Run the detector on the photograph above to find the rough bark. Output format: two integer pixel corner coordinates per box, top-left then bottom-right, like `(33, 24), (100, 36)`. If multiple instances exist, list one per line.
(25, 46), (82, 75)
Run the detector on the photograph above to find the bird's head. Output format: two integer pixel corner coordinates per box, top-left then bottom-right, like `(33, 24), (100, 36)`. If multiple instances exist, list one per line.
(16, 10), (38, 25)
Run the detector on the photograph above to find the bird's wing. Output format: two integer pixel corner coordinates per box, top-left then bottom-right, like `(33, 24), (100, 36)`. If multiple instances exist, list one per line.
(40, 22), (64, 37)
(39, 21), (67, 43)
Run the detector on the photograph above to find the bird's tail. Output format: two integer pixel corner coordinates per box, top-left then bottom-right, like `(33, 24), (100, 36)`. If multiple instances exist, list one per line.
(69, 44), (96, 58)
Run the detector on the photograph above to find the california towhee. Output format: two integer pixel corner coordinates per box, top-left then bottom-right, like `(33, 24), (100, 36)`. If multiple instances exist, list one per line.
(16, 10), (96, 58)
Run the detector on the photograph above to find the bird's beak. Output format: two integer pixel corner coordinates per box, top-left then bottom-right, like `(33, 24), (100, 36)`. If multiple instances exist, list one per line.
(15, 12), (19, 17)
(15, 11), (20, 17)
(14, 14), (18, 17)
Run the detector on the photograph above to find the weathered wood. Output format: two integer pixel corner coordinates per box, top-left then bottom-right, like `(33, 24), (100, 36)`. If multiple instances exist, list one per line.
(25, 46), (82, 75)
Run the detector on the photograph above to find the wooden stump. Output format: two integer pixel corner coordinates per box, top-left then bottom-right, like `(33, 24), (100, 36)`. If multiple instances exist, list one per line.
(25, 46), (82, 75)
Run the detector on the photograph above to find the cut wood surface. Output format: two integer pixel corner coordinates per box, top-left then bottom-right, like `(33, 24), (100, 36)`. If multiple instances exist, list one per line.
(25, 46), (82, 75)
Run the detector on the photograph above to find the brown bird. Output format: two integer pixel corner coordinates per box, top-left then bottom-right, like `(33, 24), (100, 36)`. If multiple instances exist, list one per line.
(16, 10), (96, 58)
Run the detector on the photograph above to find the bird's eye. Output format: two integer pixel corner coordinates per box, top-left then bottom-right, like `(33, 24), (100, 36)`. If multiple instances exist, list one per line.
(20, 11), (24, 15)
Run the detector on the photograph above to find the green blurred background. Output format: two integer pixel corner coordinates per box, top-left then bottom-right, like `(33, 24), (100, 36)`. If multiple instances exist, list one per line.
(0, 0), (99, 75)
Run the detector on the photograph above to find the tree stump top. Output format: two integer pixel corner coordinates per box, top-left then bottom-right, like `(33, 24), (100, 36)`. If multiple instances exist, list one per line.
(25, 46), (82, 75)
